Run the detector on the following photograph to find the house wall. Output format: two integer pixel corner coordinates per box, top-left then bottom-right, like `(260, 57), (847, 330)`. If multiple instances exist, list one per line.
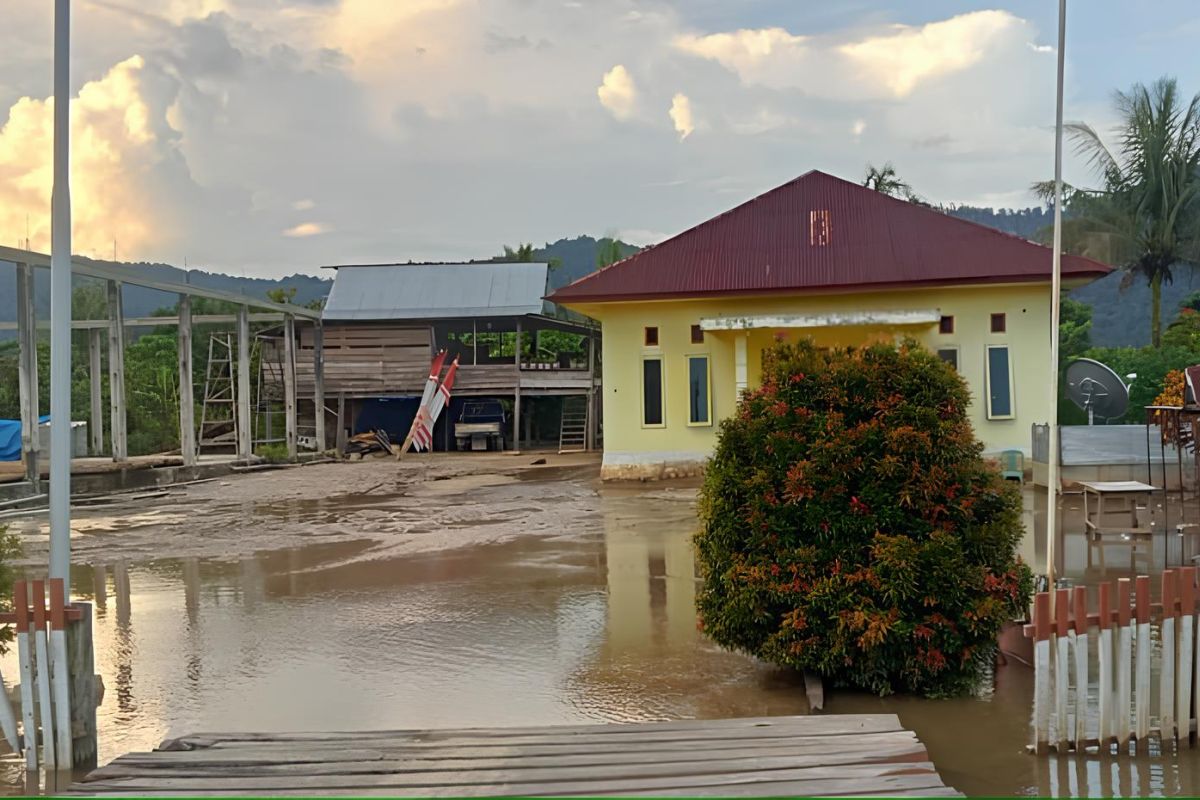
(570, 283), (1055, 480)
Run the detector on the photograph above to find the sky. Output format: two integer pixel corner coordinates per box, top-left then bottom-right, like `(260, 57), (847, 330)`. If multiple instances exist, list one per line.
(1, 0), (1198, 279)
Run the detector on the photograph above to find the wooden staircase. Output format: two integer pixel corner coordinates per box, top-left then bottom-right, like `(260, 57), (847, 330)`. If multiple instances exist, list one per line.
(558, 396), (588, 453)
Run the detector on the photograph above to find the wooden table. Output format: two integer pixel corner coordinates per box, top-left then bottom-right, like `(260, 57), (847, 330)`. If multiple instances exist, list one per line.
(1080, 480), (1158, 569)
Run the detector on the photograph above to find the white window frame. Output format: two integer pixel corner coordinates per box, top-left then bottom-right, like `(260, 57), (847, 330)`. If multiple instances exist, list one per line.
(985, 344), (1015, 420)
(641, 356), (666, 428)
(686, 354), (713, 427)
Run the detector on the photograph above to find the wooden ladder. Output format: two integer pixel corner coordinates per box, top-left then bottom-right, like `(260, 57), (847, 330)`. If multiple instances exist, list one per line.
(197, 332), (237, 452)
(558, 396), (588, 454)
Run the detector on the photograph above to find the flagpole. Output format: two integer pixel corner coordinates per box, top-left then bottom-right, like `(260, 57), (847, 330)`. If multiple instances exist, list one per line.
(1046, 0), (1067, 607)
(48, 0), (72, 584)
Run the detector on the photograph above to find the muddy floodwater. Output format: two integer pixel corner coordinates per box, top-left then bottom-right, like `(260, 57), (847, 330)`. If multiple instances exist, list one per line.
(2, 453), (1200, 796)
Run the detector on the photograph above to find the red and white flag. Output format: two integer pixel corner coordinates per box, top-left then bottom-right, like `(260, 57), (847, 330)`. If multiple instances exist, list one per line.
(413, 357), (459, 451)
(407, 351), (446, 453)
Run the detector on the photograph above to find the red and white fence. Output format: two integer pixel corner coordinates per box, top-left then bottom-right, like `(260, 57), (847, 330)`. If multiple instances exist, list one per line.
(1027, 567), (1199, 753)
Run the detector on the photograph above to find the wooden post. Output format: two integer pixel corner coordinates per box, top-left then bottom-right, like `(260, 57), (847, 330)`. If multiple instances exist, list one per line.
(31, 581), (55, 771)
(1072, 586), (1088, 747)
(1098, 581), (1114, 748)
(106, 280), (127, 461)
(283, 314), (297, 460)
(1135, 575), (1151, 748)
(177, 295), (196, 466)
(513, 319), (521, 453)
(1176, 566), (1195, 748)
(1162, 570), (1178, 742)
(1118, 577), (1134, 747)
(48, 579), (71, 770)
(1055, 587), (1069, 751)
(15, 263), (40, 489)
(313, 322), (326, 452)
(236, 306), (252, 463)
(336, 393), (347, 457)
(15, 582), (36, 771)
(87, 329), (103, 455)
(1033, 591), (1051, 753)
(64, 600), (97, 769)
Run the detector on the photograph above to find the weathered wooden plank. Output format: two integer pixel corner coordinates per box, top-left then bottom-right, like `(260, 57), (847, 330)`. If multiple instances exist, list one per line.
(91, 738), (926, 779)
(74, 760), (944, 795)
(587, 775), (959, 798)
(120, 731), (921, 766)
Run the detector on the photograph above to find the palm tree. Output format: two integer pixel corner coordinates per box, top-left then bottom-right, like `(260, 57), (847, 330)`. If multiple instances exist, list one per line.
(1058, 77), (1200, 347)
(863, 162), (912, 198)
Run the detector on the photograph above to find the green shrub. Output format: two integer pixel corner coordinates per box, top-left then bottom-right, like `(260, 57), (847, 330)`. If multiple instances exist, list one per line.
(695, 340), (1032, 697)
(255, 443), (290, 463)
(0, 526), (19, 655)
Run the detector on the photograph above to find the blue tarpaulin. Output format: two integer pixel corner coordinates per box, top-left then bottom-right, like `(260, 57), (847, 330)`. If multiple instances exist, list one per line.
(0, 415), (49, 461)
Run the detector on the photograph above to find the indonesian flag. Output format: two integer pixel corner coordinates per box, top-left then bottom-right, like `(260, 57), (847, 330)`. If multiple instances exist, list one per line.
(407, 351), (446, 453)
(413, 357), (459, 452)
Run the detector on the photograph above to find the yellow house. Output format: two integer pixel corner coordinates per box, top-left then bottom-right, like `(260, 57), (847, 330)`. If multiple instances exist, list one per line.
(549, 171), (1110, 480)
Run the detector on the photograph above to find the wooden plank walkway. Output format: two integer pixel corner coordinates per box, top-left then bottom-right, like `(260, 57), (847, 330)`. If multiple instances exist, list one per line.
(70, 714), (961, 797)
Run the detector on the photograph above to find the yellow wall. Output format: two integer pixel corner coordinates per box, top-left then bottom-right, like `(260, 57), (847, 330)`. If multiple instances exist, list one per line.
(569, 283), (1057, 475)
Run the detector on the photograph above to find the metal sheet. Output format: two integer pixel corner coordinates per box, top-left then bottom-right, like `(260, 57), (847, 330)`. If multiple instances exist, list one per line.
(323, 263), (550, 321)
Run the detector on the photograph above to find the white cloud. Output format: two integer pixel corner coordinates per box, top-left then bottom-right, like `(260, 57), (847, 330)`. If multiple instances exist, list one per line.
(839, 10), (1021, 97)
(852, 119), (866, 137)
(669, 93), (694, 140)
(292, 199), (315, 211)
(674, 28), (807, 87)
(597, 64), (637, 120)
(283, 222), (328, 238)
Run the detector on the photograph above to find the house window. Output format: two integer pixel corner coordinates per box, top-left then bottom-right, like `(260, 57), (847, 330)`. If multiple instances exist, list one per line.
(644, 326), (659, 347)
(986, 345), (1014, 419)
(991, 313), (1006, 333)
(939, 315), (954, 334)
(937, 348), (959, 372)
(687, 355), (711, 426)
(642, 358), (664, 426)
(809, 209), (831, 246)
(690, 324), (704, 344)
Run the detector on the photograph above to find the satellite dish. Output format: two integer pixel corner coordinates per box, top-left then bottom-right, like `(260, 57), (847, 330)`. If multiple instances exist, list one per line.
(1065, 358), (1130, 424)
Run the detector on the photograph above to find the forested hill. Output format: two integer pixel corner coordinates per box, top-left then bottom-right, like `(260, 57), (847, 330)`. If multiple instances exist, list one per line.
(944, 206), (1052, 240)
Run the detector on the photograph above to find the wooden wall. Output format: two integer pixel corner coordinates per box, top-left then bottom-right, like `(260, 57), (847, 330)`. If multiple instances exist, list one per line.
(296, 324), (432, 397)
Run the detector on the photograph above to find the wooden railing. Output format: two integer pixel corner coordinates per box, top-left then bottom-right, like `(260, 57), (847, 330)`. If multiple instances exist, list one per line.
(1026, 567), (1198, 753)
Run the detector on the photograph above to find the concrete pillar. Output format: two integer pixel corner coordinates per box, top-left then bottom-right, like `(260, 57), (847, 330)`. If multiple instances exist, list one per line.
(15, 263), (40, 489)
(106, 280), (127, 461)
(283, 314), (297, 460)
(87, 329), (103, 455)
(177, 295), (196, 466)
(585, 331), (596, 452)
(313, 322), (326, 452)
(734, 333), (748, 399)
(236, 305), (252, 462)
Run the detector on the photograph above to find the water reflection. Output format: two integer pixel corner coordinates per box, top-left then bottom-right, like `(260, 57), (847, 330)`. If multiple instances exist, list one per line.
(4, 483), (1200, 795)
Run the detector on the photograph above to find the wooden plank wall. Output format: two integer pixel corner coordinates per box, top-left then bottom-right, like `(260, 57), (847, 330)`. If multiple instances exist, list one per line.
(295, 325), (433, 397)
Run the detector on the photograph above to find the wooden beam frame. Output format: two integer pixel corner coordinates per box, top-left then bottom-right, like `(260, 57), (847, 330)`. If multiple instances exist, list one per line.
(16, 263), (40, 488)
(313, 322), (326, 452)
(0, 313), (287, 331)
(87, 329), (103, 455)
(283, 314), (297, 460)
(106, 280), (127, 462)
(177, 295), (196, 467)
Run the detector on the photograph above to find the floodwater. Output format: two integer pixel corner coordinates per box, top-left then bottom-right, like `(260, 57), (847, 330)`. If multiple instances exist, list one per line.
(1, 457), (1199, 796)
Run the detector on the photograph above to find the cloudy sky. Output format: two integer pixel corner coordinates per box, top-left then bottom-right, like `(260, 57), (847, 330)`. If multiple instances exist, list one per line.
(1, 1), (1198, 278)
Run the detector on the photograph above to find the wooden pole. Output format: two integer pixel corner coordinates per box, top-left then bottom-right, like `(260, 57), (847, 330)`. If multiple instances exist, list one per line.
(87, 329), (103, 455)
(1161, 570), (1178, 742)
(1098, 581), (1114, 748)
(1033, 591), (1051, 753)
(106, 280), (127, 462)
(1072, 586), (1088, 747)
(1055, 587), (1069, 751)
(236, 306), (252, 463)
(313, 322), (326, 452)
(15, 582), (36, 771)
(48, 579), (72, 770)
(177, 295), (196, 467)
(513, 319), (521, 453)
(31, 581), (55, 771)
(64, 600), (96, 769)
(15, 263), (40, 490)
(336, 393), (346, 457)
(1135, 575), (1151, 748)
(1118, 577), (1134, 746)
(283, 314), (297, 460)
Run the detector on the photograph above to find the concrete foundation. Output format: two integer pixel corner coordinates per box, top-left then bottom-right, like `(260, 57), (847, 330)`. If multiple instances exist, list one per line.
(600, 452), (708, 481)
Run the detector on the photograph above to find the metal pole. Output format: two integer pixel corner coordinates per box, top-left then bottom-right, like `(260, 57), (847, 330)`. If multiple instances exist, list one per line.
(1045, 0), (1067, 608)
(48, 0), (72, 584)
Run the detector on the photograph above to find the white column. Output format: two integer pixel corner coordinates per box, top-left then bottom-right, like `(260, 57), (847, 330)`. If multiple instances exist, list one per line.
(734, 333), (748, 398)
(236, 305), (252, 462)
(48, 0), (73, 584)
(106, 280), (127, 461)
(177, 295), (196, 466)
(88, 329), (103, 455)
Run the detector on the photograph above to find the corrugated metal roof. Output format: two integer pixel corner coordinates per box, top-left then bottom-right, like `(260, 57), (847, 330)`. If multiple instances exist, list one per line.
(322, 262), (550, 321)
(548, 171), (1112, 304)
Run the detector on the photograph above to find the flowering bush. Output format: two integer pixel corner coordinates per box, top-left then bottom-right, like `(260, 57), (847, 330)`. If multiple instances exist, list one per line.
(694, 340), (1031, 697)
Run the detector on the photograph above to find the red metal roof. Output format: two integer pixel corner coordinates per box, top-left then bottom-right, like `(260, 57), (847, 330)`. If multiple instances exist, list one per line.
(549, 170), (1112, 304)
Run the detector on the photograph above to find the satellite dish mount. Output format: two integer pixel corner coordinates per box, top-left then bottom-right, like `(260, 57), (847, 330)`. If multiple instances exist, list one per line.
(1065, 358), (1130, 425)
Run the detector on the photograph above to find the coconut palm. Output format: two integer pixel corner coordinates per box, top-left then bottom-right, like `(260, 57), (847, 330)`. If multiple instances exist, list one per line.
(1057, 77), (1200, 347)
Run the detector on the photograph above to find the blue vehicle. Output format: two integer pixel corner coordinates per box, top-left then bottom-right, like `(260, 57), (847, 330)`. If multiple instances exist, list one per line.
(455, 399), (507, 451)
